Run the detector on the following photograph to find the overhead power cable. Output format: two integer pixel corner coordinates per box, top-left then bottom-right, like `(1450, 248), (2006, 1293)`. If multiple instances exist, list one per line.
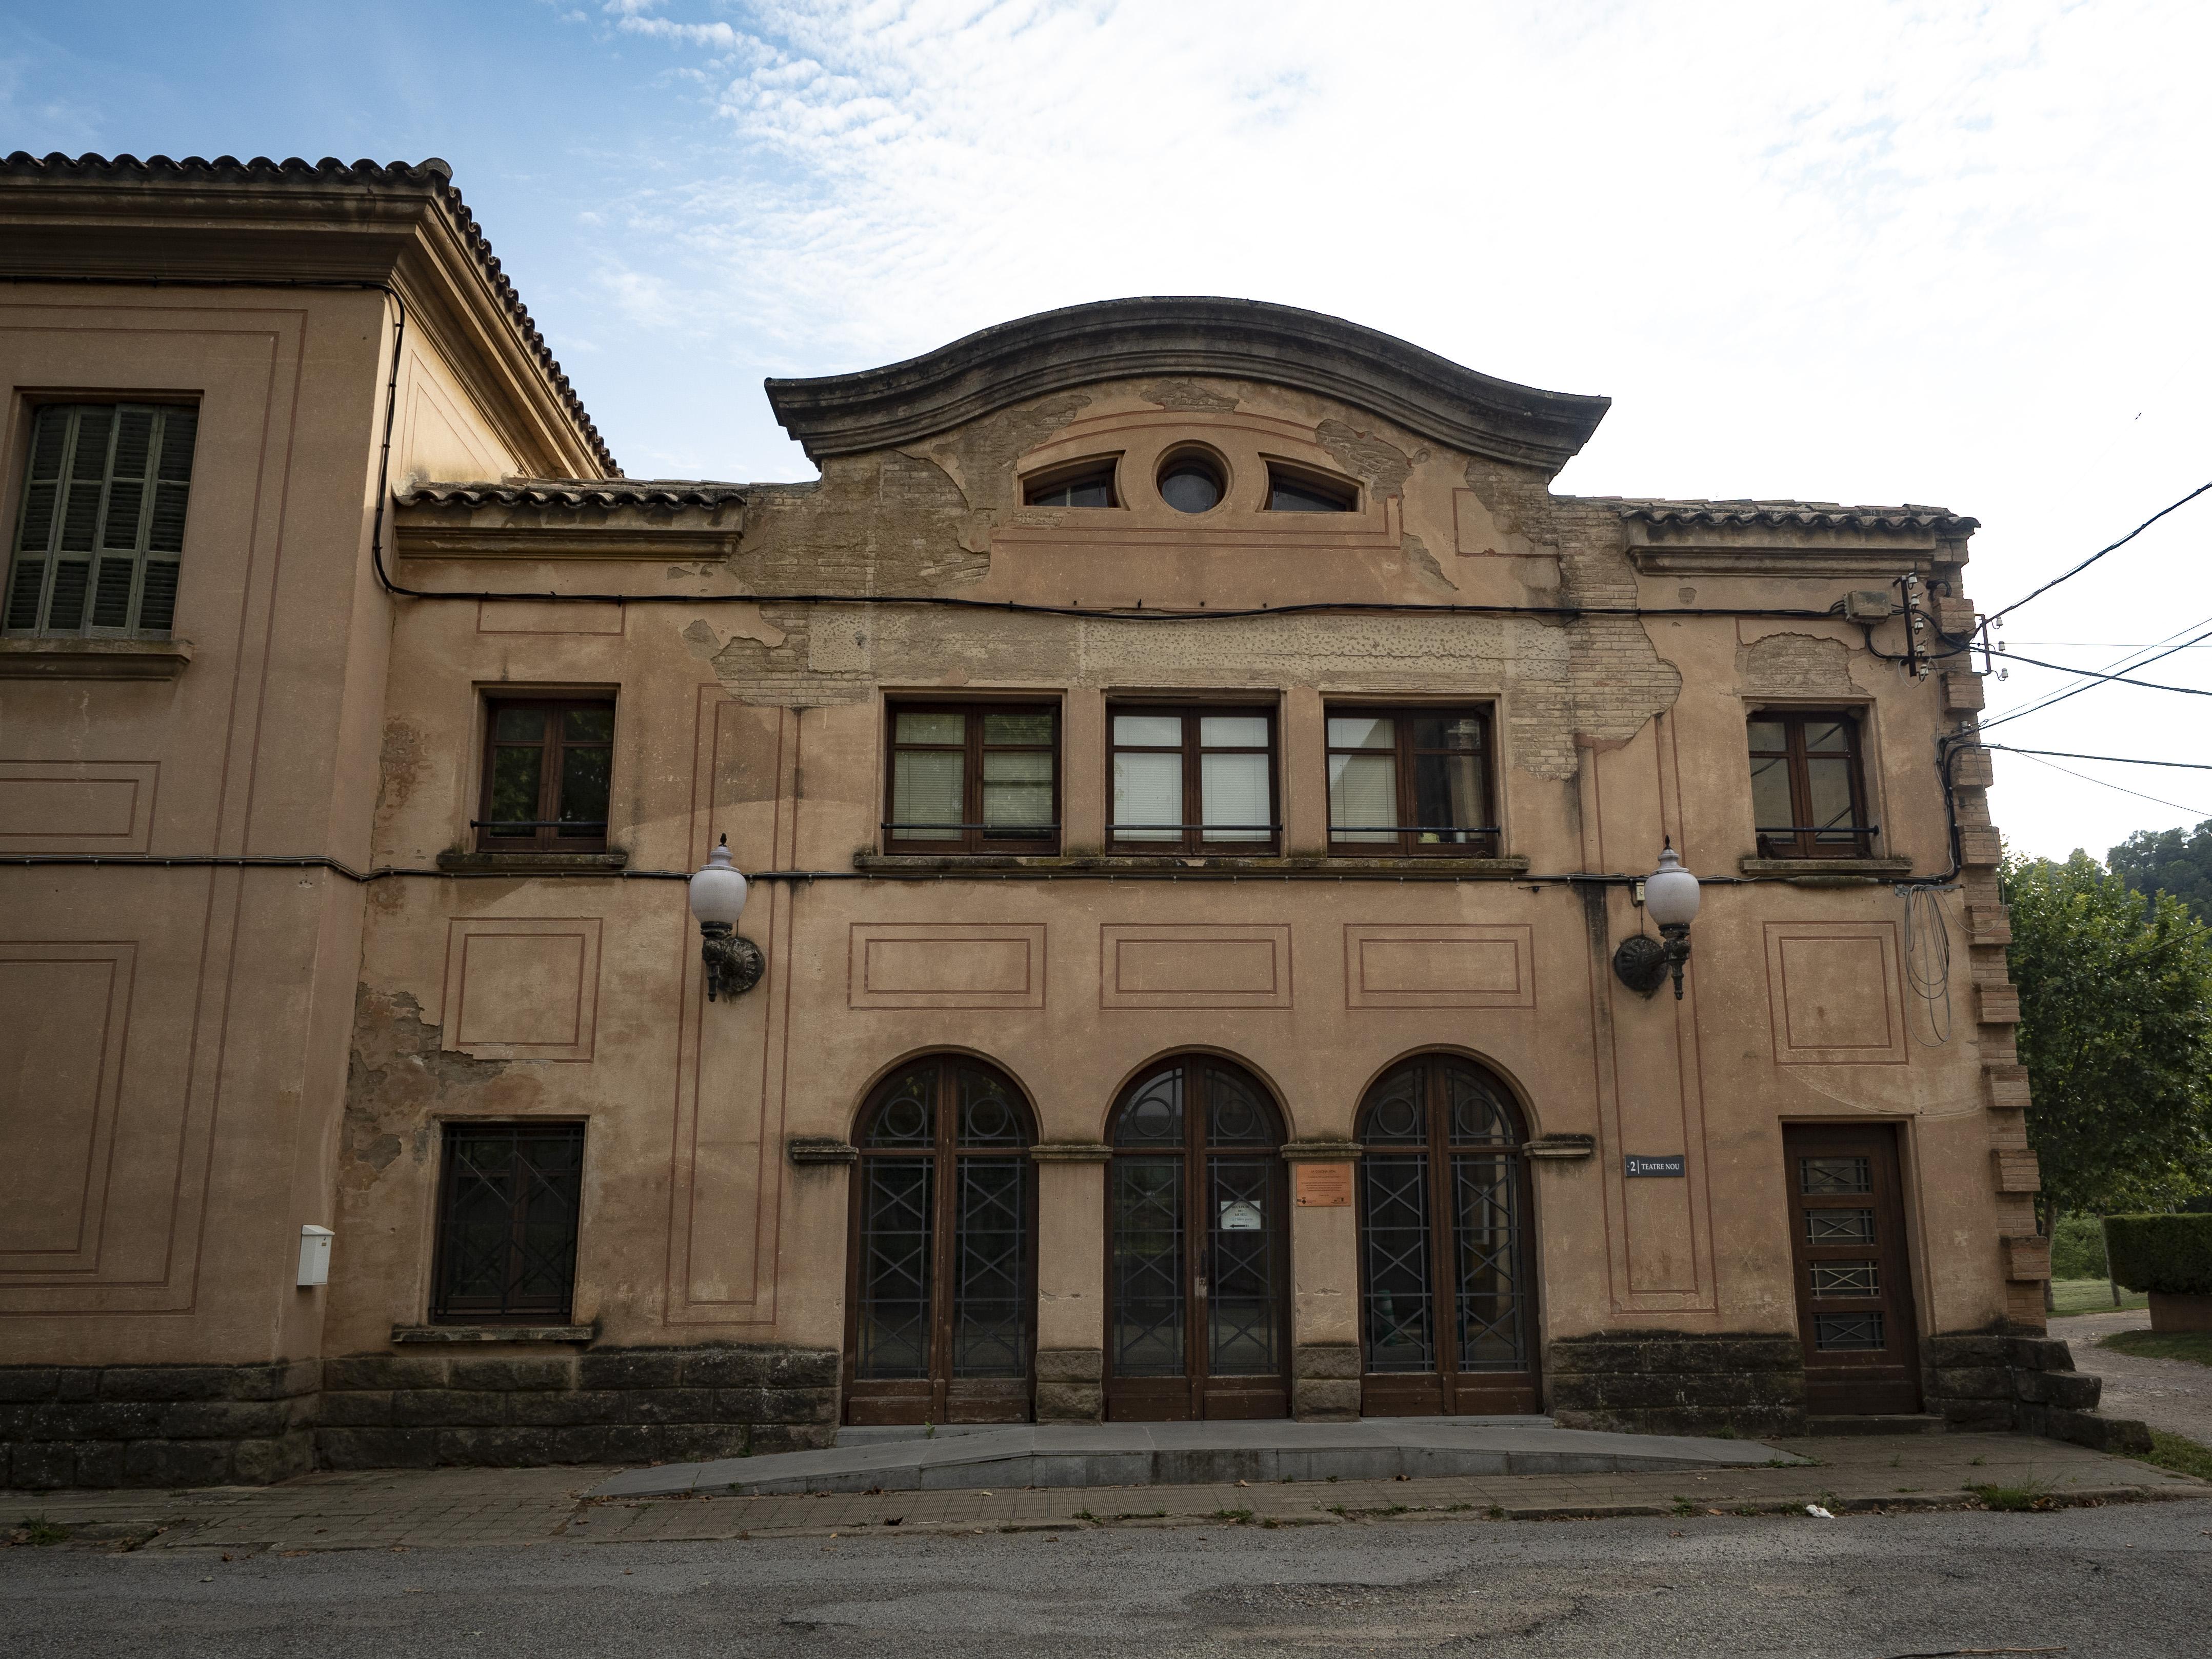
(1977, 744), (2212, 772)
(2003, 749), (2212, 821)
(1977, 620), (2212, 733)
(1983, 478), (2212, 627)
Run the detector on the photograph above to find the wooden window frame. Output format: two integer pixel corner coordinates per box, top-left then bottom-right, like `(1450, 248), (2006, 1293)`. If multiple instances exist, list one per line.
(883, 701), (1062, 855)
(475, 694), (616, 854)
(1324, 704), (1499, 857)
(1748, 707), (1876, 860)
(429, 1121), (586, 1324)
(1106, 701), (1280, 856)
(1021, 456), (1122, 509)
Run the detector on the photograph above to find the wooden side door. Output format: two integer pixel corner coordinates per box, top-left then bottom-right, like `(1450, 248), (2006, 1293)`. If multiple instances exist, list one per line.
(1783, 1123), (1922, 1416)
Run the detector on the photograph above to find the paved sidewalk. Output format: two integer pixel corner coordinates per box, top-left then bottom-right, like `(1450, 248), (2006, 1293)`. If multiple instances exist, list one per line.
(3, 1431), (2200, 1553)
(2056, 1306), (2212, 1445)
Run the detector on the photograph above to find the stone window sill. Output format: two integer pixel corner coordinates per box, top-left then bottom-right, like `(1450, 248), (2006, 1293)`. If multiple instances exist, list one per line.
(391, 1324), (597, 1344)
(1739, 856), (1913, 883)
(0, 635), (193, 680)
(436, 849), (629, 873)
(854, 852), (1533, 878)
(787, 1136), (858, 1166)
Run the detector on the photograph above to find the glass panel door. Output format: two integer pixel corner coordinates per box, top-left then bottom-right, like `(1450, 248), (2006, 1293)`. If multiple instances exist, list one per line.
(1357, 1056), (1541, 1415)
(1106, 1057), (1288, 1420)
(846, 1058), (1035, 1424)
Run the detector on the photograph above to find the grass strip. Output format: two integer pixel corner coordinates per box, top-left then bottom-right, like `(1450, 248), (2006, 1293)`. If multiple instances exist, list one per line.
(2101, 1329), (2212, 1367)
(2133, 1429), (2212, 1482)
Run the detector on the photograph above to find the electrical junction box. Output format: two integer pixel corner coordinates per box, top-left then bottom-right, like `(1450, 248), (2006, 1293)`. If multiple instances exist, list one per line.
(1842, 589), (1896, 621)
(297, 1224), (333, 1288)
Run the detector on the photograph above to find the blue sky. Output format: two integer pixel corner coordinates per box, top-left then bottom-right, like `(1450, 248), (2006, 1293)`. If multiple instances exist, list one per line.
(7, 1), (2210, 860)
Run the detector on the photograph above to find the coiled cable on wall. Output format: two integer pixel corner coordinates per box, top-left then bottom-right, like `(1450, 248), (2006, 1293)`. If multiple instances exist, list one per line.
(1900, 881), (1956, 1046)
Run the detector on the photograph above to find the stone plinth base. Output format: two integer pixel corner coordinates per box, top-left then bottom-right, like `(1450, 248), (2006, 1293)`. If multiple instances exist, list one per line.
(316, 1344), (839, 1472)
(0, 1360), (318, 1491)
(1546, 1332), (1807, 1438)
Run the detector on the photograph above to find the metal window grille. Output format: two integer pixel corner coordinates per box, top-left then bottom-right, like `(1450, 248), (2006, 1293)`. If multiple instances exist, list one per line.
(431, 1123), (585, 1321)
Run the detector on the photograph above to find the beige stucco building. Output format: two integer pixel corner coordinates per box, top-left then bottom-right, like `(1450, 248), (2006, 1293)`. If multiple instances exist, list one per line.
(2, 153), (2107, 1489)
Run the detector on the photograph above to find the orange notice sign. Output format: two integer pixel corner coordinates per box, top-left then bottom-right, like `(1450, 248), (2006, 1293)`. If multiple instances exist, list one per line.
(1295, 1162), (1354, 1207)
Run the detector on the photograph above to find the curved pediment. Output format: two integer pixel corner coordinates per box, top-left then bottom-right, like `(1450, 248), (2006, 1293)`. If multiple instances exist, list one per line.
(765, 297), (1609, 474)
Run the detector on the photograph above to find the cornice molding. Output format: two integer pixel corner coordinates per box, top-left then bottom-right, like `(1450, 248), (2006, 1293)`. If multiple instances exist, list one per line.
(766, 297), (1611, 474)
(0, 152), (615, 478)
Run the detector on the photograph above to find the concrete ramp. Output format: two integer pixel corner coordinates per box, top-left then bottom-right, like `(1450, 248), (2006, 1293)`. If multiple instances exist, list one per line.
(591, 1416), (1806, 1498)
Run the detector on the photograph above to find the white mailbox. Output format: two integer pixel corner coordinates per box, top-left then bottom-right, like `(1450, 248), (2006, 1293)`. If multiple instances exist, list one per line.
(297, 1224), (333, 1288)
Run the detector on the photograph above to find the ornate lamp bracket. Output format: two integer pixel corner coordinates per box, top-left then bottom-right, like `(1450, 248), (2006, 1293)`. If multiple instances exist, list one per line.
(1612, 923), (1692, 1000)
(698, 921), (765, 1001)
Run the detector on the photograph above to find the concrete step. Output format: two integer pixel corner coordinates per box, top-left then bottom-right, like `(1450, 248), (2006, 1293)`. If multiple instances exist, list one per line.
(593, 1418), (1810, 1500)
(1808, 1414), (1946, 1436)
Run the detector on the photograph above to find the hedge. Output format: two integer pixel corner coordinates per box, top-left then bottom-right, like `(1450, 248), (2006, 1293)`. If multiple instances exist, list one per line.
(2104, 1214), (2212, 1296)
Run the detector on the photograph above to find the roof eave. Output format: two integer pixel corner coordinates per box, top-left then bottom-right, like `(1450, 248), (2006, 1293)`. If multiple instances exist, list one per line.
(766, 296), (1610, 474)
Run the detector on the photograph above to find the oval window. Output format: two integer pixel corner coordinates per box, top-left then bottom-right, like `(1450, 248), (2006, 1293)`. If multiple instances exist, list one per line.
(1158, 451), (1227, 514)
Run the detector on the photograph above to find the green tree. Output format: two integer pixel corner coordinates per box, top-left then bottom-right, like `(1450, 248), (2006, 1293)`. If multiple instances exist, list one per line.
(2003, 852), (2212, 1257)
(2108, 819), (2212, 924)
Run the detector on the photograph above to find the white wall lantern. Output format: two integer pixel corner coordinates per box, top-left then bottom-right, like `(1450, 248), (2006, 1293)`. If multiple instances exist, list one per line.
(297, 1224), (333, 1288)
(1613, 841), (1701, 1001)
(687, 834), (765, 1001)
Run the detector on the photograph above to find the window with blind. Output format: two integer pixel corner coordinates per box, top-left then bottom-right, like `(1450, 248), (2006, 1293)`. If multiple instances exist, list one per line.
(1108, 705), (1277, 854)
(6, 403), (197, 637)
(475, 697), (616, 853)
(1748, 709), (1874, 858)
(1326, 707), (1497, 856)
(885, 704), (1059, 854)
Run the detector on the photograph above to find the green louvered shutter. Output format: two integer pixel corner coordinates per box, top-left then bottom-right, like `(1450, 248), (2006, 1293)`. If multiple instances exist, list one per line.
(6, 402), (196, 636)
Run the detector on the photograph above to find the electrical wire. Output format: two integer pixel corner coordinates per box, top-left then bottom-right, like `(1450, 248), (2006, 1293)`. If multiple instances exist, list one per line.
(1976, 617), (2212, 733)
(1900, 883), (1954, 1046)
(2002, 749), (2212, 821)
(1982, 478), (2212, 627)
(1978, 744), (2212, 771)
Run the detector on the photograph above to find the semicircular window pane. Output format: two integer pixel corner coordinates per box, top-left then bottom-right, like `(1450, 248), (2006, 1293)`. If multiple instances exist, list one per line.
(864, 1067), (936, 1148)
(1360, 1065), (1426, 1145)
(1206, 1064), (1281, 1147)
(956, 1066), (1030, 1148)
(1114, 1067), (1184, 1146)
(1446, 1063), (1521, 1146)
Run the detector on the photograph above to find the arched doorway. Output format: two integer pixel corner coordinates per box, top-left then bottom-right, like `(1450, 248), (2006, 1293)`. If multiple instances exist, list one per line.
(1357, 1054), (1540, 1415)
(844, 1055), (1036, 1425)
(1105, 1055), (1289, 1421)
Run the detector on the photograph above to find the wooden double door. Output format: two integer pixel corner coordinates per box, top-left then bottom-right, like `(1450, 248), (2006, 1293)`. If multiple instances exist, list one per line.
(1356, 1055), (1541, 1415)
(1783, 1123), (1922, 1416)
(844, 1056), (1037, 1425)
(1105, 1057), (1291, 1421)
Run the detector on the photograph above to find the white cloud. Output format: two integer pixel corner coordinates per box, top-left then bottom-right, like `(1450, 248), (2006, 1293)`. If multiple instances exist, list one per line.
(561, 0), (2212, 859)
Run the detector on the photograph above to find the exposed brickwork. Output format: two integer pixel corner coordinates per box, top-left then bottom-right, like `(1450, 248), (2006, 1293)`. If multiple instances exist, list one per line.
(0, 1360), (317, 1490)
(1546, 1333), (1807, 1438)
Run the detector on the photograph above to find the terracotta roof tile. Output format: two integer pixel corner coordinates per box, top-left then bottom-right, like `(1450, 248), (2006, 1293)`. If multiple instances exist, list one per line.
(1, 152), (617, 477)
(399, 478), (747, 510)
(1600, 497), (1978, 536)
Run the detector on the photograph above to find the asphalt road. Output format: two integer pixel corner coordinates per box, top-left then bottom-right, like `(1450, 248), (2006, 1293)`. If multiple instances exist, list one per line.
(6, 1499), (2209, 1657)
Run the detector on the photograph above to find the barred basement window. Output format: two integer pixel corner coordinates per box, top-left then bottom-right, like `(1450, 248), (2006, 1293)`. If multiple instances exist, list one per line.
(6, 403), (197, 637)
(431, 1123), (585, 1322)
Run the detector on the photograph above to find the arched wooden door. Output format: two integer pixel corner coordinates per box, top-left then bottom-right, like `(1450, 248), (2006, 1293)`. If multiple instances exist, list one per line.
(844, 1056), (1036, 1425)
(1105, 1056), (1290, 1421)
(1357, 1054), (1540, 1415)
